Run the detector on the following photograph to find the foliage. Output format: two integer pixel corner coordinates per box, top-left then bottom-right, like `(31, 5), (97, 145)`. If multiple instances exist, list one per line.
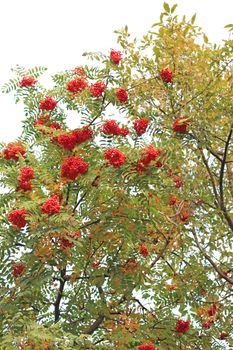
(0, 3), (233, 349)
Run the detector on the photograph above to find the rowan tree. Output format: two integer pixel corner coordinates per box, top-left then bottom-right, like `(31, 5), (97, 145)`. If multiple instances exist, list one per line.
(0, 3), (232, 349)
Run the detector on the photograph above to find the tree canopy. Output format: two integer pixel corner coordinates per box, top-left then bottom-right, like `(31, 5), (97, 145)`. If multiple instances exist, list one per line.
(0, 3), (232, 349)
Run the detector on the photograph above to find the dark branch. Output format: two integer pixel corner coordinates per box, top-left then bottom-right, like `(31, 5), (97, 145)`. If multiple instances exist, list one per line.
(219, 126), (232, 206)
(193, 229), (233, 285)
(83, 315), (105, 334)
(54, 267), (67, 322)
(219, 126), (233, 230)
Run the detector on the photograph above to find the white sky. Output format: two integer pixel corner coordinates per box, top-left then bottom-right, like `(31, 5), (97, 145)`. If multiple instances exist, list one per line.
(1, 0), (233, 142)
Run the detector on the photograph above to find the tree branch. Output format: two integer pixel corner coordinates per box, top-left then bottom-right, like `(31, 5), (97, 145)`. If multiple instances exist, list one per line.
(54, 267), (67, 322)
(192, 229), (233, 285)
(198, 147), (220, 205)
(218, 126), (233, 230)
(219, 126), (232, 205)
(83, 315), (105, 334)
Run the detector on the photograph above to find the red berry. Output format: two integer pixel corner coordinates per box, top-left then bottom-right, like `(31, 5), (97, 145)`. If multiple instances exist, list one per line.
(67, 78), (88, 93)
(40, 195), (61, 215)
(207, 304), (217, 316)
(39, 96), (57, 111)
(173, 176), (183, 188)
(17, 180), (32, 191)
(53, 132), (77, 151)
(180, 211), (190, 222)
(19, 166), (34, 181)
(34, 114), (50, 127)
(116, 88), (128, 103)
(160, 67), (173, 83)
(219, 332), (229, 340)
(8, 209), (27, 228)
(73, 67), (85, 76)
(60, 231), (80, 248)
(119, 127), (129, 136)
(138, 343), (155, 350)
(110, 49), (122, 65)
(169, 194), (177, 206)
(139, 243), (149, 257)
(61, 156), (89, 180)
(133, 118), (149, 135)
(172, 117), (191, 133)
(104, 148), (126, 168)
(202, 321), (213, 329)
(72, 126), (93, 144)
(3, 143), (26, 161)
(19, 76), (37, 87)
(102, 120), (121, 136)
(90, 81), (106, 97)
(175, 320), (190, 333)
(12, 263), (26, 278)
(49, 123), (62, 130)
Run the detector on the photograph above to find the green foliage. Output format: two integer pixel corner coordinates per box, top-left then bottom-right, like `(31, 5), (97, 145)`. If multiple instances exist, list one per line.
(1, 78), (20, 93)
(0, 3), (233, 350)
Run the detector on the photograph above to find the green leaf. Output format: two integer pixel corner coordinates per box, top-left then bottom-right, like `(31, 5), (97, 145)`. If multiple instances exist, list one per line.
(224, 23), (233, 28)
(163, 2), (170, 13)
(171, 4), (178, 13)
(1, 78), (19, 93)
(203, 34), (209, 43)
(27, 66), (47, 78)
(191, 13), (196, 24)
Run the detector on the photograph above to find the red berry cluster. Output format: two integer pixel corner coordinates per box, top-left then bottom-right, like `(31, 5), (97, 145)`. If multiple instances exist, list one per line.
(39, 96), (57, 111)
(3, 143), (26, 161)
(207, 304), (217, 316)
(33, 114), (50, 127)
(102, 120), (120, 135)
(139, 243), (149, 257)
(17, 166), (34, 191)
(143, 145), (162, 165)
(73, 126), (93, 144)
(40, 195), (61, 215)
(219, 332), (229, 340)
(138, 343), (155, 350)
(61, 156), (89, 180)
(33, 115), (62, 131)
(67, 78), (88, 93)
(202, 320), (214, 329)
(169, 194), (177, 206)
(160, 67), (173, 83)
(172, 117), (191, 133)
(90, 81), (106, 97)
(19, 76), (37, 87)
(54, 133), (77, 151)
(116, 88), (128, 103)
(119, 128), (129, 136)
(104, 148), (126, 168)
(12, 262), (26, 278)
(92, 261), (100, 268)
(136, 145), (161, 173)
(8, 209), (27, 228)
(175, 319), (190, 333)
(110, 49), (122, 65)
(173, 176), (183, 188)
(180, 211), (190, 223)
(73, 67), (85, 76)
(53, 126), (93, 151)
(49, 123), (62, 129)
(60, 231), (80, 248)
(133, 118), (149, 135)
(102, 120), (129, 136)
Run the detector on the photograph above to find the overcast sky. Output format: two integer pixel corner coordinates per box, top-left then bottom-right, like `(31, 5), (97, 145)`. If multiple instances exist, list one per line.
(1, 0), (233, 142)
